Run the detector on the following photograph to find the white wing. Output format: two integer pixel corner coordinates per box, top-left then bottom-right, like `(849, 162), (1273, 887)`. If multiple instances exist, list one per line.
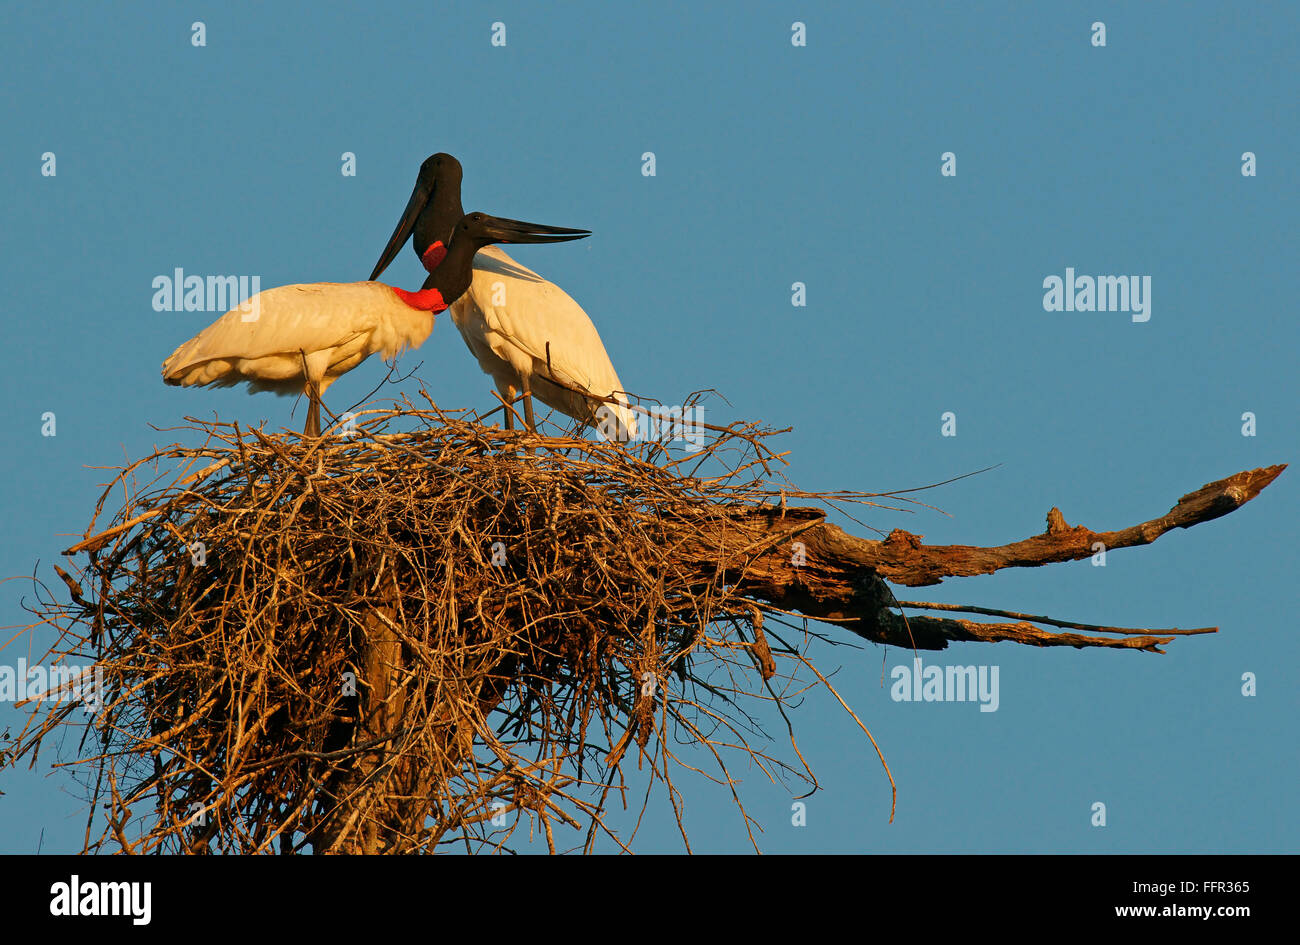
(453, 246), (636, 436)
(161, 282), (432, 395)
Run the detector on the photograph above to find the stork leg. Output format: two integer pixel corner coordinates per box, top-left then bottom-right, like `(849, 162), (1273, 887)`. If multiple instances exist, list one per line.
(522, 375), (536, 433)
(503, 390), (515, 431)
(304, 383), (321, 437)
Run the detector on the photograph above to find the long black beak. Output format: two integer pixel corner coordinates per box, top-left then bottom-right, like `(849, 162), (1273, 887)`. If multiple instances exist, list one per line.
(478, 215), (591, 244)
(369, 175), (434, 281)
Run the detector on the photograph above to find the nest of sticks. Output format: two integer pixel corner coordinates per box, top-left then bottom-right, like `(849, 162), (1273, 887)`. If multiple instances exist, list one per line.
(8, 398), (895, 853)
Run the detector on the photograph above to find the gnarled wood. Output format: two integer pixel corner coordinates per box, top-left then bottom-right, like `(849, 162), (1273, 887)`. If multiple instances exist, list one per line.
(714, 465), (1286, 653)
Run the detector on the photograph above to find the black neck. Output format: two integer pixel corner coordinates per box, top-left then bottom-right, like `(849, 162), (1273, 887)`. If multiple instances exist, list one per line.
(413, 183), (464, 258)
(421, 235), (484, 301)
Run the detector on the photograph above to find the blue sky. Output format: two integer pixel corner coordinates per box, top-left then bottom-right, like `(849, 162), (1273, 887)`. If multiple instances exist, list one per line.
(1, 1), (1295, 853)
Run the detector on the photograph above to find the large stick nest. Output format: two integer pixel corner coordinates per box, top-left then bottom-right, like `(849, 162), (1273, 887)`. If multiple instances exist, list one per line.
(8, 401), (895, 854)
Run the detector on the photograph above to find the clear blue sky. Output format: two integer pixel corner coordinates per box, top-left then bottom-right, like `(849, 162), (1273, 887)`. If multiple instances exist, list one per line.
(1, 1), (1295, 853)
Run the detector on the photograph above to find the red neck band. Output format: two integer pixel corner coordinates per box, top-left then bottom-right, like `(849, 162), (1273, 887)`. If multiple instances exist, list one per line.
(420, 241), (447, 272)
(391, 286), (447, 312)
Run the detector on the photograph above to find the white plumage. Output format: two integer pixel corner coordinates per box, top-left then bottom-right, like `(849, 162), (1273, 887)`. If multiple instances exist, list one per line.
(453, 246), (636, 439)
(161, 281), (436, 400)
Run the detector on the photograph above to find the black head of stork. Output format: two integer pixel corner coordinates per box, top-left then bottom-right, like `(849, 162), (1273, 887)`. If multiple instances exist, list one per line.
(414, 212), (590, 309)
(368, 152), (590, 282)
(370, 153), (466, 280)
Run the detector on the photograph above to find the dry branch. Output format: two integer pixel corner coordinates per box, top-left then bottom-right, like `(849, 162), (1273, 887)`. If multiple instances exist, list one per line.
(812, 464), (1285, 586)
(700, 465), (1283, 653)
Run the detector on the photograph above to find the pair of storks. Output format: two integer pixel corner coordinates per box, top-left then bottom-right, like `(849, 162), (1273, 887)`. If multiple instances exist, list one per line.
(162, 154), (635, 438)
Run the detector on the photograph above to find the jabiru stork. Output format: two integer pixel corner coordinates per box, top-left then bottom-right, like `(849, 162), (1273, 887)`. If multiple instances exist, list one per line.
(162, 213), (589, 436)
(369, 153), (637, 440)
